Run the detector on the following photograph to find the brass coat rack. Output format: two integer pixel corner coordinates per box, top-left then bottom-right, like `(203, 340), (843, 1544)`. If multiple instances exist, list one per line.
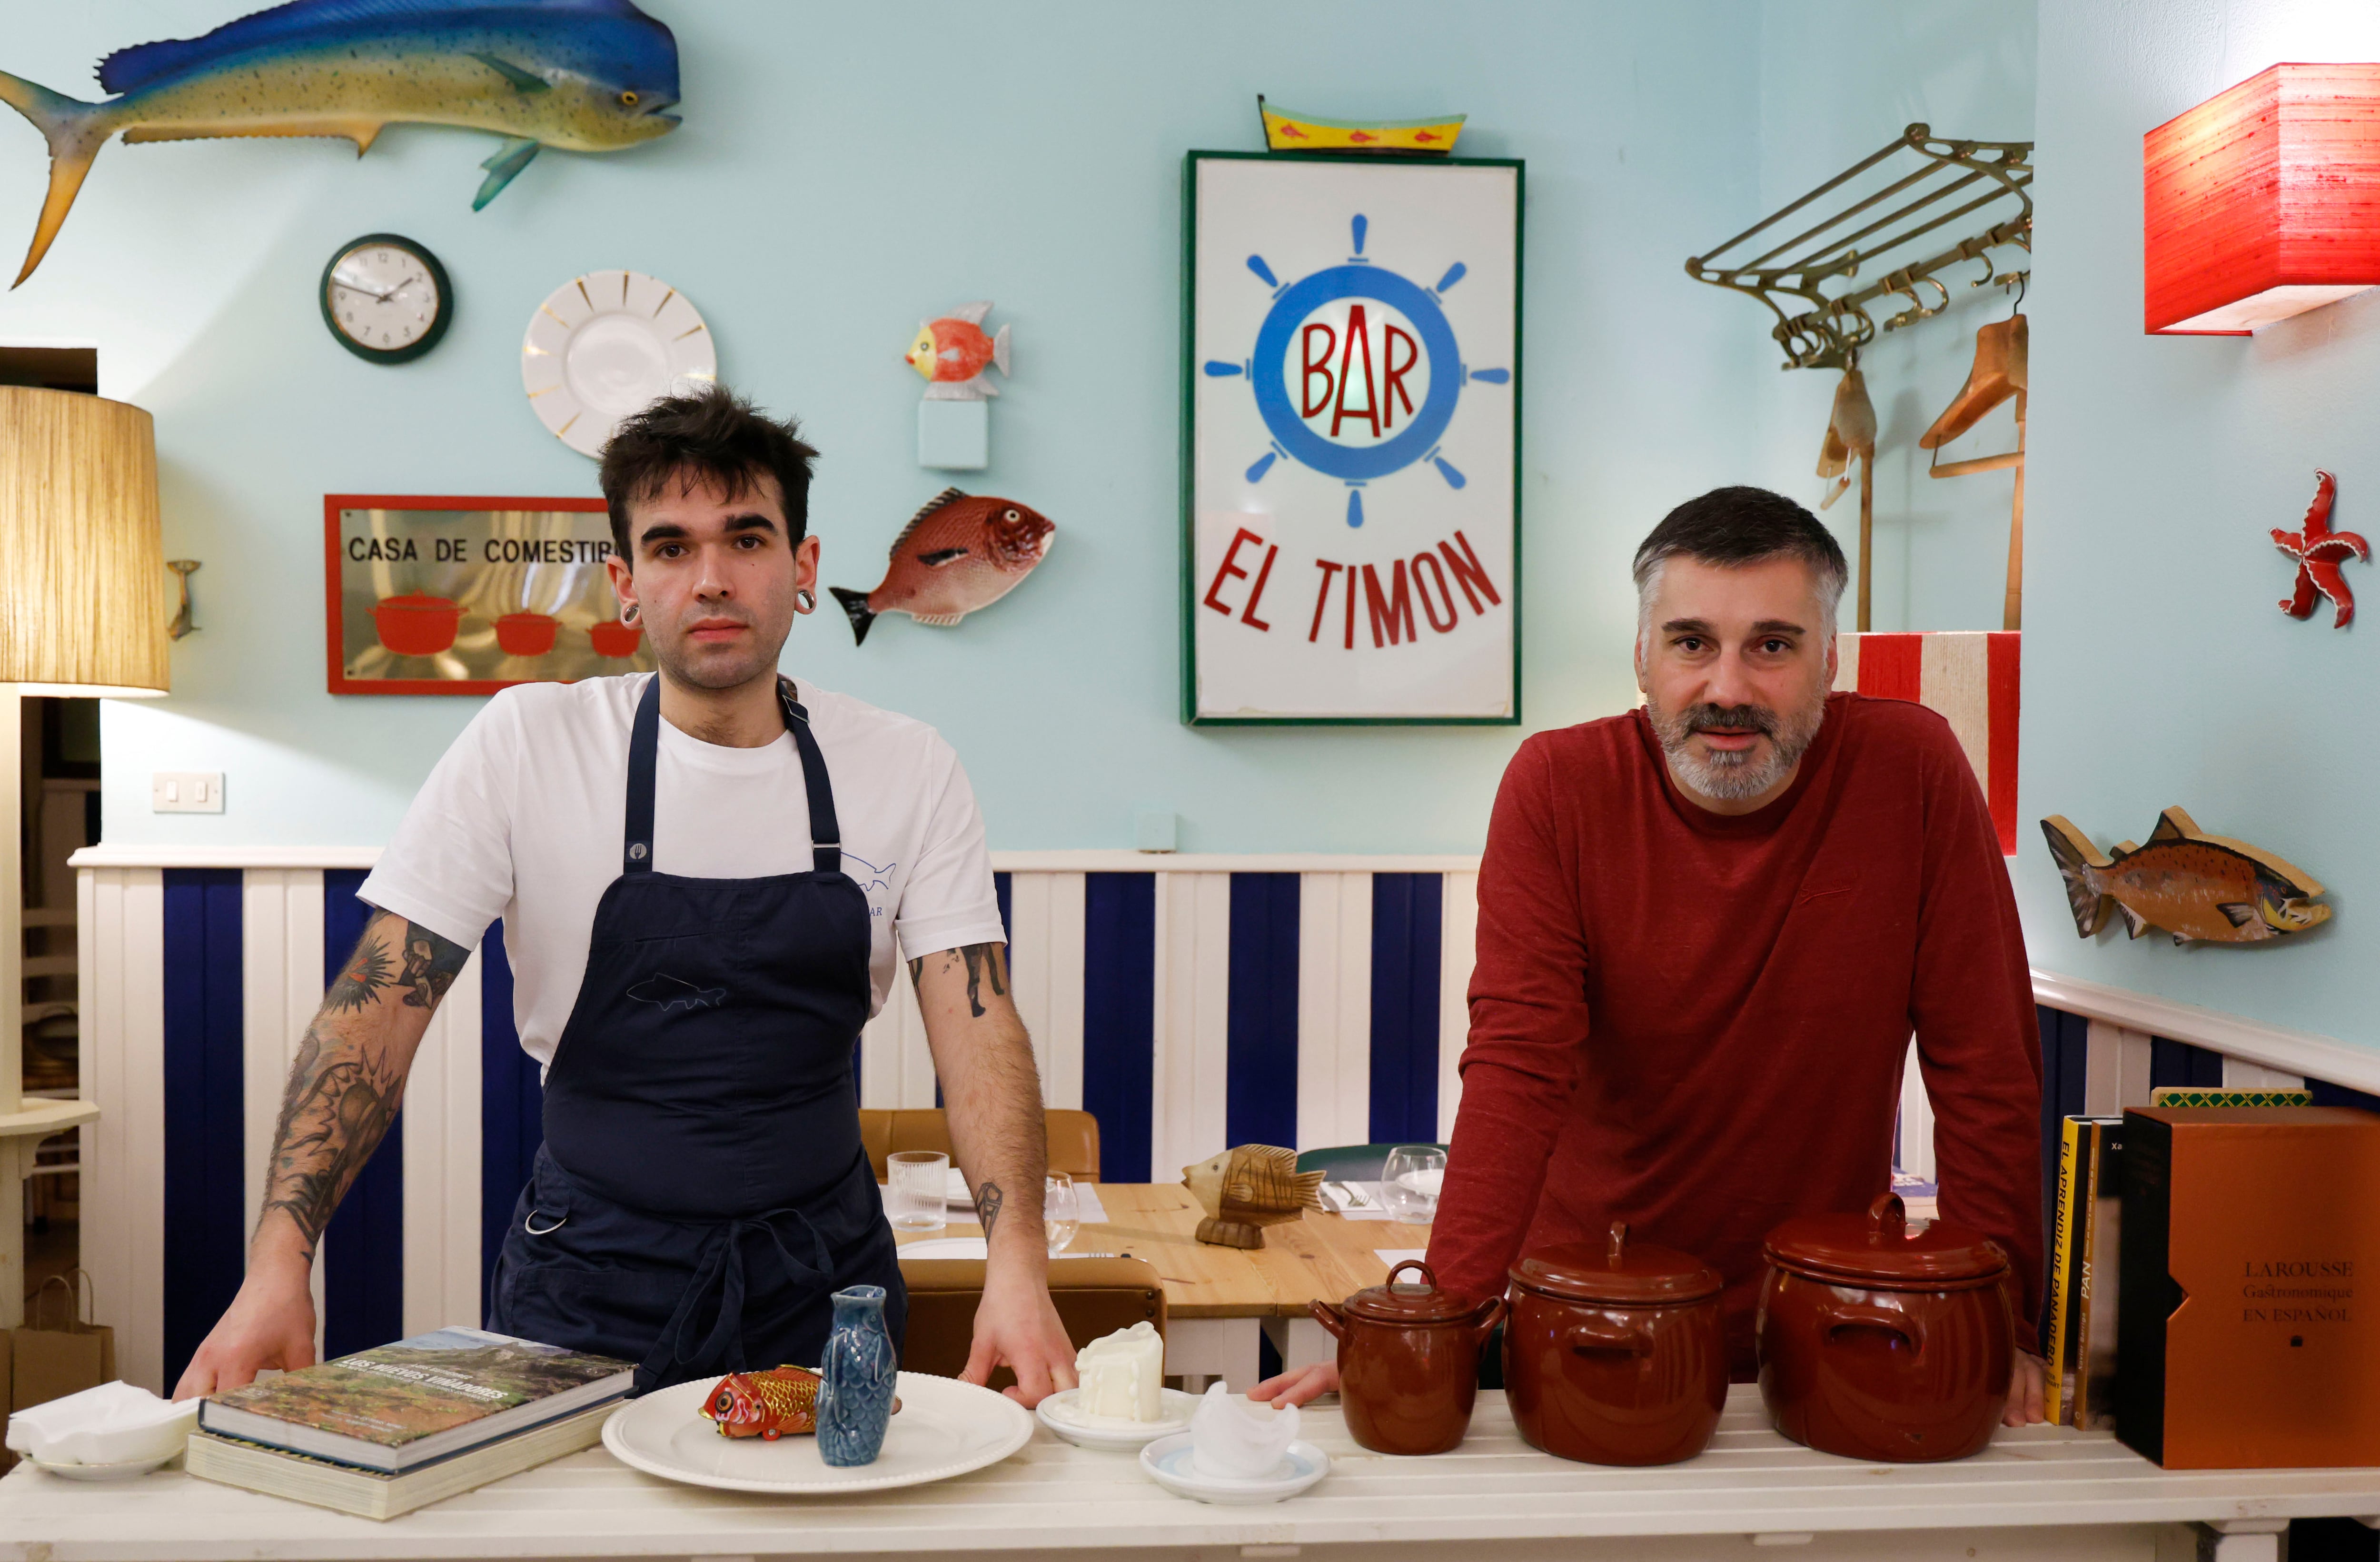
(1685, 124), (2033, 632)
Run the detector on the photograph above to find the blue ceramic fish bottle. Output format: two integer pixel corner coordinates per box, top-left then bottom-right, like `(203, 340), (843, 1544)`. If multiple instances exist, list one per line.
(817, 1284), (899, 1466)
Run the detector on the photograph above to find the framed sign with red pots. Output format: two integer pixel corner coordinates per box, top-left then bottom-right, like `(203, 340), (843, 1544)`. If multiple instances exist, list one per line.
(1757, 1192), (2014, 1463)
(326, 494), (654, 694)
(1505, 1223), (1727, 1466)
(1311, 1259), (1504, 1456)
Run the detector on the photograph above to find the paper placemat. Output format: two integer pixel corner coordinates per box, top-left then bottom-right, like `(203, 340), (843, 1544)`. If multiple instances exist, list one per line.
(884, 1178), (1111, 1225)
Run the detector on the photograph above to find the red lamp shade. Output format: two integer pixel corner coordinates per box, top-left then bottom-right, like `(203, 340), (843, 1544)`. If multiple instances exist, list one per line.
(2145, 62), (2380, 335)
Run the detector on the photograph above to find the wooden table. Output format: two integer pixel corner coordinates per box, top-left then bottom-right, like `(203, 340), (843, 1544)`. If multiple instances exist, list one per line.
(6, 1390), (2375, 1562)
(894, 1184), (1432, 1388)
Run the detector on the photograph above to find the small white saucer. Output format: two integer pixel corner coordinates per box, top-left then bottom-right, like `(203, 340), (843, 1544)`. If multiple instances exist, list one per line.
(1035, 1388), (1198, 1450)
(1138, 1432), (1329, 1504)
(26, 1452), (178, 1481)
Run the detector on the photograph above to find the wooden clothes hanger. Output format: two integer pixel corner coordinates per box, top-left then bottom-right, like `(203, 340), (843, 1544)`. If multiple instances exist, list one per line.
(1921, 281), (2027, 629)
(1815, 364), (1878, 629)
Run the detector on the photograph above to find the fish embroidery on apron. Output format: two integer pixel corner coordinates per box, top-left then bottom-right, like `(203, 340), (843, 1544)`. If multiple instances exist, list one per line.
(489, 674), (905, 1391)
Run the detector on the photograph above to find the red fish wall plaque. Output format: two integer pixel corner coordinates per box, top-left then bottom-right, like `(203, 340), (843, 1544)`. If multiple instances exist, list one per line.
(828, 488), (1055, 645)
(2273, 469), (2367, 628)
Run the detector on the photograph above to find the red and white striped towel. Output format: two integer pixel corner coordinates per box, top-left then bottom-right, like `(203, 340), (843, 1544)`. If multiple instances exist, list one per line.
(1835, 632), (2020, 856)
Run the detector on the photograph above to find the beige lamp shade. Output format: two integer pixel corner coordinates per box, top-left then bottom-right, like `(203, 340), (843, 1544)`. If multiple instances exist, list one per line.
(0, 384), (168, 696)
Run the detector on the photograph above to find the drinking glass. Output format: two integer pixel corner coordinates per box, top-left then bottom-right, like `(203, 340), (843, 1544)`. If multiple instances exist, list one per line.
(887, 1150), (949, 1234)
(1381, 1145), (1447, 1224)
(1044, 1171), (1081, 1257)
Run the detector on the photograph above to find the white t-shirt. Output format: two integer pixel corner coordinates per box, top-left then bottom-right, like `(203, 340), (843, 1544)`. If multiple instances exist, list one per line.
(359, 673), (1006, 1068)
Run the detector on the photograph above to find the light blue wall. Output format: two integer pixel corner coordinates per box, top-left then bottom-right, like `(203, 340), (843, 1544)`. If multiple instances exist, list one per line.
(0, 0), (1783, 854)
(2015, 0), (2380, 1046)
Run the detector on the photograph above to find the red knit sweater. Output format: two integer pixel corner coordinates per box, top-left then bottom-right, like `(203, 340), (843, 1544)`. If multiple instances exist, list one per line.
(1427, 692), (2042, 1377)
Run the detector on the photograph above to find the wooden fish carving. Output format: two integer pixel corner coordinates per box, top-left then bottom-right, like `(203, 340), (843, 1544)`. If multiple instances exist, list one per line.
(1182, 1144), (1324, 1250)
(0, 0), (682, 287)
(2041, 807), (2330, 945)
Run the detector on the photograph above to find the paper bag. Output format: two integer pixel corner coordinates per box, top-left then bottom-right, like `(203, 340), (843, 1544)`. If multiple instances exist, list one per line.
(10, 1271), (115, 1412)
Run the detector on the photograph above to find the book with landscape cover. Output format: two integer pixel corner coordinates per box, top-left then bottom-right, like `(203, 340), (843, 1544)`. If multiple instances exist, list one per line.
(185, 1400), (614, 1520)
(198, 1327), (632, 1473)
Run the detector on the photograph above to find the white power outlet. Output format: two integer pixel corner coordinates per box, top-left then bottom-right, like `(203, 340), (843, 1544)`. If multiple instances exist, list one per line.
(152, 771), (225, 814)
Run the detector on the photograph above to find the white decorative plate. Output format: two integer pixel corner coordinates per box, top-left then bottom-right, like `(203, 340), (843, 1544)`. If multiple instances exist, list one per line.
(1139, 1432), (1329, 1504)
(602, 1373), (1031, 1495)
(1036, 1388), (1199, 1451)
(521, 269), (715, 457)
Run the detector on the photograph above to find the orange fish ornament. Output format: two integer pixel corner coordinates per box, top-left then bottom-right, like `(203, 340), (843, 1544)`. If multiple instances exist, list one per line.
(701, 1366), (822, 1440)
(828, 488), (1054, 645)
(2041, 807), (2330, 945)
(905, 300), (1011, 401)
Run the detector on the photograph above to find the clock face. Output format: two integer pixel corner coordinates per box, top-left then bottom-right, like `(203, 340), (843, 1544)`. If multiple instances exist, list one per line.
(320, 235), (451, 364)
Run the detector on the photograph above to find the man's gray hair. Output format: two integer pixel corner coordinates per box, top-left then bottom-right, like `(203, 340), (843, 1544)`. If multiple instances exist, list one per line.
(1632, 485), (1848, 642)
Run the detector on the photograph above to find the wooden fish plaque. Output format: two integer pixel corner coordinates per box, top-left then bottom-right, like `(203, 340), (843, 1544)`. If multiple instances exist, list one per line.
(2041, 807), (2330, 945)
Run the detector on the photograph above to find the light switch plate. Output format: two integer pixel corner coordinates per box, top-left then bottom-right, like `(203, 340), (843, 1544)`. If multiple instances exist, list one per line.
(152, 771), (225, 813)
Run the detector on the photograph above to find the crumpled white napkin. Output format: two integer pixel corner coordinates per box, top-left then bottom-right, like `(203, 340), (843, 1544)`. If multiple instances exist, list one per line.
(4, 1381), (197, 1466)
(1188, 1382), (1297, 1479)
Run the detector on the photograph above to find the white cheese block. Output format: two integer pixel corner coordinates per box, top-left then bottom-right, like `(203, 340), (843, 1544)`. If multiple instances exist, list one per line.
(1074, 1321), (1164, 1421)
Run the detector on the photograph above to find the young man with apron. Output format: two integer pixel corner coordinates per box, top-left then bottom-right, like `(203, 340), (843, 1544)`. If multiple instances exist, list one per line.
(178, 386), (1078, 1403)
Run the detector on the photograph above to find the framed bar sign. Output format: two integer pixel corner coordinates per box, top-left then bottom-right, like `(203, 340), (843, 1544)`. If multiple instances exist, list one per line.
(1182, 150), (1522, 724)
(324, 494), (655, 695)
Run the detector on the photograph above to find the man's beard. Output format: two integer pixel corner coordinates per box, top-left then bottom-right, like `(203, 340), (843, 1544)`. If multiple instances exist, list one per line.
(1647, 692), (1826, 803)
(651, 610), (780, 693)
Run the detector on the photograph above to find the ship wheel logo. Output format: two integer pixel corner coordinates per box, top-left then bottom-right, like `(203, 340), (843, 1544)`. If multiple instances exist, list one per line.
(1205, 213), (1510, 528)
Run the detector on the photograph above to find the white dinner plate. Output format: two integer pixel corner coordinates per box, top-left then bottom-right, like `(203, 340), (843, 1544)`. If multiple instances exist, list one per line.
(1035, 1388), (1199, 1450)
(896, 1237), (1097, 1261)
(1139, 1433), (1329, 1504)
(521, 269), (715, 457)
(602, 1373), (1031, 1495)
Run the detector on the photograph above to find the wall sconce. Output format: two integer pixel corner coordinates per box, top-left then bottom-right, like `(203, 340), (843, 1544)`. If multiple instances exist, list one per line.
(2145, 62), (2380, 334)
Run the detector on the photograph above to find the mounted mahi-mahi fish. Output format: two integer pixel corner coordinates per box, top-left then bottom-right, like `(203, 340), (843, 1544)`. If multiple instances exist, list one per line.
(0, 0), (681, 287)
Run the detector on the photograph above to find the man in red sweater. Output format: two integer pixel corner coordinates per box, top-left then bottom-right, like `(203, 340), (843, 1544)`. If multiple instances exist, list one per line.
(1257, 487), (2045, 1423)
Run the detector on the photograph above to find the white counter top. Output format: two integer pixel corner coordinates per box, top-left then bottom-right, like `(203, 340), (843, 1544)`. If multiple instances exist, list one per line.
(3, 1389), (2374, 1562)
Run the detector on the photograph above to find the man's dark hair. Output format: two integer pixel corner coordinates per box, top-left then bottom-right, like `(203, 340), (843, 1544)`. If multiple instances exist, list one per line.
(1631, 485), (1849, 625)
(598, 384), (818, 558)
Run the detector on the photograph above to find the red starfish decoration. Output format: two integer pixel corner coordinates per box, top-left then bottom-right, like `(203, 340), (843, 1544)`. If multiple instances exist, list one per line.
(2272, 469), (2368, 628)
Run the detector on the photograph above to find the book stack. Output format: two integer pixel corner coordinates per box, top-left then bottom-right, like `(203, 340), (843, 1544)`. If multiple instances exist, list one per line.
(2041, 1090), (2318, 1430)
(188, 1327), (634, 1520)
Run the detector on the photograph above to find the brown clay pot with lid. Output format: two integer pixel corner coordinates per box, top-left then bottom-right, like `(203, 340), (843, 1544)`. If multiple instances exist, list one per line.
(1310, 1259), (1505, 1455)
(1758, 1192), (2013, 1463)
(1504, 1222), (1727, 1466)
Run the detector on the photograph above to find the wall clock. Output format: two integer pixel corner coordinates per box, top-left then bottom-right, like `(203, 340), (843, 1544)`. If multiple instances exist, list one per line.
(520, 269), (716, 458)
(319, 234), (453, 365)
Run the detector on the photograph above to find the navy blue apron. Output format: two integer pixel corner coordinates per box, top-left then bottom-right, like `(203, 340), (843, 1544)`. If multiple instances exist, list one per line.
(488, 674), (906, 1392)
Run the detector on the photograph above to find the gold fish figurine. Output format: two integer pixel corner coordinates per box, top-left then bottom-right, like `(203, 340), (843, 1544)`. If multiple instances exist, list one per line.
(1182, 1144), (1325, 1250)
(906, 300), (1011, 401)
(2041, 807), (2330, 945)
(828, 488), (1055, 646)
(701, 1365), (821, 1440)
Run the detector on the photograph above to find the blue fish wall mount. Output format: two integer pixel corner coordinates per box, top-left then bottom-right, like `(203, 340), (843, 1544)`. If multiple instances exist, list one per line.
(0, 0), (683, 287)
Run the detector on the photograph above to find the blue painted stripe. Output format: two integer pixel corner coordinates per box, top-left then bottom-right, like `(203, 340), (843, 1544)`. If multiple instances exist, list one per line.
(1367, 873), (1442, 1144)
(160, 869), (247, 1392)
(478, 921), (537, 1324)
(2149, 1035), (2225, 1090)
(322, 870), (404, 1359)
(1082, 873), (1156, 1182)
(1225, 874), (1299, 1148)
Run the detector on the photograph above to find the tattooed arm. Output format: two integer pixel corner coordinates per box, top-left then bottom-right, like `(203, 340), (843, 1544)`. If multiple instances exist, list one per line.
(910, 942), (1075, 1406)
(173, 910), (468, 1398)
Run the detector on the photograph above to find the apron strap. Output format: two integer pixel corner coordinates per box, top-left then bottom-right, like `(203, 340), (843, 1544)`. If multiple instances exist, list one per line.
(638, 1205), (833, 1391)
(623, 675), (662, 875)
(621, 674), (846, 878)
(777, 678), (844, 878)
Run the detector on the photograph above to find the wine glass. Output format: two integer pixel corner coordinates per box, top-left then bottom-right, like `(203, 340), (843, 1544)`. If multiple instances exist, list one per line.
(1044, 1170), (1081, 1257)
(1381, 1145), (1447, 1224)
